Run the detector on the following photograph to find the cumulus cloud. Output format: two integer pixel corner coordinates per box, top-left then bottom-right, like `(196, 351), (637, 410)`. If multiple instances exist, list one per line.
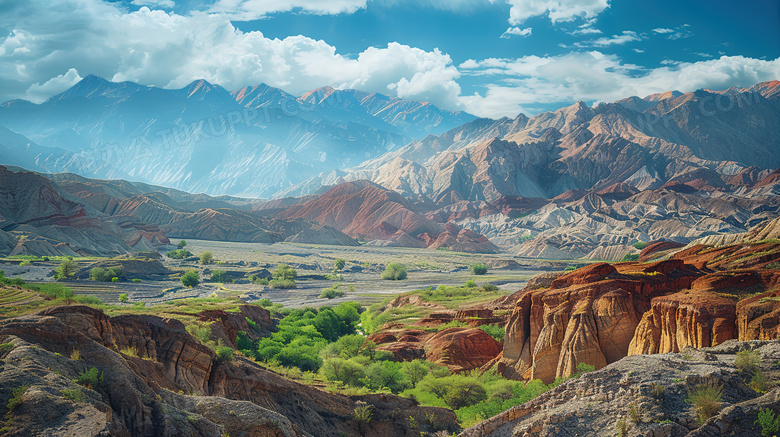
(0, 1), (461, 108)
(500, 27), (532, 38)
(652, 28), (674, 34)
(459, 53), (780, 117)
(24, 68), (83, 102)
(507, 0), (610, 25)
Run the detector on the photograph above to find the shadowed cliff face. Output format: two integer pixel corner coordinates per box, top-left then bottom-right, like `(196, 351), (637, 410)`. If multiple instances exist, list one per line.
(496, 230), (780, 383)
(0, 305), (457, 437)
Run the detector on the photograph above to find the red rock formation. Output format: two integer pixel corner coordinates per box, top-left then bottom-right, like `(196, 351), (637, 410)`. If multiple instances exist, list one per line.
(736, 290), (780, 341)
(498, 260), (701, 383)
(424, 327), (502, 372)
(627, 290), (737, 355)
(639, 241), (686, 262)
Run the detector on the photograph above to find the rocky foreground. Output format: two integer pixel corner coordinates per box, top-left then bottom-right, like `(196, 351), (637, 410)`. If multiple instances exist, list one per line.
(463, 340), (780, 437)
(0, 305), (457, 437)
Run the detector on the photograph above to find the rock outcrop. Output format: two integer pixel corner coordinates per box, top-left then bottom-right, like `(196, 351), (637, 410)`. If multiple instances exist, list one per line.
(424, 327), (502, 372)
(462, 340), (780, 437)
(0, 306), (458, 437)
(497, 261), (702, 383)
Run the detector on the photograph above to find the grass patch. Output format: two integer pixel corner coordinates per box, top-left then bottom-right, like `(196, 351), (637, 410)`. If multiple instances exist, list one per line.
(61, 389), (85, 403)
(5, 385), (27, 411)
(686, 383), (722, 424)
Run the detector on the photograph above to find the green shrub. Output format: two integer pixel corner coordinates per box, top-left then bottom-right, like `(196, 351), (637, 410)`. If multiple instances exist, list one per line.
(465, 279), (476, 288)
(320, 284), (345, 299)
(0, 343), (14, 354)
(751, 372), (770, 393)
(19, 260), (31, 266)
(132, 278), (141, 283)
(33, 283), (74, 301)
(42, 256), (50, 261)
(54, 260), (77, 281)
(471, 263), (488, 275)
(61, 389), (85, 403)
(215, 345), (235, 362)
(478, 324), (505, 342)
(382, 263), (407, 280)
(629, 403), (640, 423)
(119, 293), (128, 303)
(574, 362), (596, 376)
(6, 385), (28, 411)
(620, 253), (640, 262)
(111, 277), (119, 282)
(756, 408), (780, 437)
(180, 270), (199, 287)
(199, 251), (213, 265)
(735, 350), (760, 375)
(91, 267), (123, 282)
(686, 383), (722, 424)
(273, 264), (297, 280)
(270, 279), (296, 289)
(352, 402), (375, 424)
(334, 258), (346, 272)
(482, 283), (499, 292)
(178, 240), (187, 248)
(74, 295), (102, 305)
(166, 249), (192, 259)
(633, 241), (648, 250)
(75, 367), (103, 390)
(211, 270), (227, 283)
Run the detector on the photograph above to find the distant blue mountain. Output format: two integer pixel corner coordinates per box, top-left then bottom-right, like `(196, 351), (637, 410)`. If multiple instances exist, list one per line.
(0, 75), (476, 198)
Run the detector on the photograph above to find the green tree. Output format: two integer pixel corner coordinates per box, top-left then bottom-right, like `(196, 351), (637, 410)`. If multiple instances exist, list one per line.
(211, 269), (227, 283)
(471, 263), (488, 275)
(166, 249), (193, 259)
(54, 260), (77, 281)
(178, 240), (187, 248)
(382, 263), (407, 280)
(118, 293), (128, 303)
(273, 264), (297, 280)
(334, 258), (346, 272)
(180, 270), (200, 287)
(402, 360), (429, 386)
(199, 251), (213, 265)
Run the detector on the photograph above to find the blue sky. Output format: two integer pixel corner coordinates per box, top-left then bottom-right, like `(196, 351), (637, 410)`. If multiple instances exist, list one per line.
(0, 0), (778, 117)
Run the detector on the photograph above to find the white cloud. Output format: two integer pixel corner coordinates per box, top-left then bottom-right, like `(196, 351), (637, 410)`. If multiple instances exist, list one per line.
(208, 0), (368, 19)
(459, 53), (780, 117)
(131, 0), (174, 8)
(570, 27), (602, 35)
(0, 1), (462, 108)
(24, 68), (83, 102)
(576, 30), (641, 47)
(652, 28), (674, 34)
(506, 0), (610, 25)
(500, 27), (532, 38)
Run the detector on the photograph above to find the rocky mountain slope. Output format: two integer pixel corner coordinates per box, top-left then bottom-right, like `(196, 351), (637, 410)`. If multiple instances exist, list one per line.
(277, 81), (780, 259)
(276, 180), (499, 252)
(0, 305), (457, 437)
(0, 166), (168, 257)
(0, 166), (361, 257)
(463, 340), (780, 437)
(0, 75), (474, 198)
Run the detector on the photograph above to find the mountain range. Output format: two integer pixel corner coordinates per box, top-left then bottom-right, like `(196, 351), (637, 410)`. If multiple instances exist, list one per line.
(1, 78), (779, 258)
(0, 75), (475, 198)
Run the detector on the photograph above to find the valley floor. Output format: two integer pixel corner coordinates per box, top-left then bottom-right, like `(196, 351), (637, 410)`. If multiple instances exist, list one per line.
(1, 240), (552, 308)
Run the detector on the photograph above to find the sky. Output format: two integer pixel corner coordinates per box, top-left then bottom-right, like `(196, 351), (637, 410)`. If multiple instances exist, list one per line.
(0, 0), (778, 117)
